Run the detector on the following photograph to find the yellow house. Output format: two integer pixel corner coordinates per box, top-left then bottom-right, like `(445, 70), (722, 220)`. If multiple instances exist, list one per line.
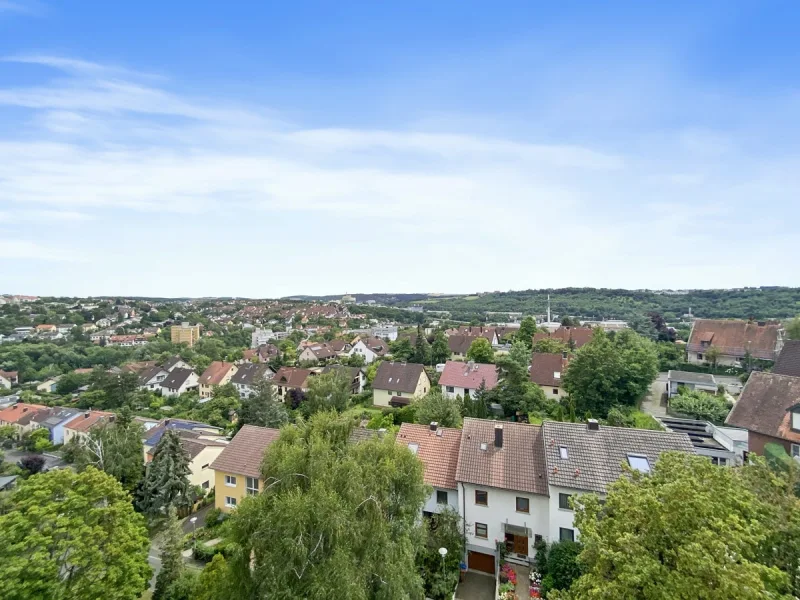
(198, 361), (238, 399)
(209, 425), (281, 512)
(171, 322), (201, 347)
(372, 362), (430, 408)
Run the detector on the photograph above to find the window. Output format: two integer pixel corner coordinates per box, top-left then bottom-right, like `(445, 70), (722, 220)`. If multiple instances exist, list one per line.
(225, 475), (237, 487)
(246, 476), (259, 496)
(201, 481), (209, 489)
(559, 493), (572, 510)
(559, 527), (575, 542)
(515, 497), (529, 513)
(408, 443), (419, 455)
(475, 522), (488, 539)
(201, 464), (209, 470)
(552, 388), (559, 395)
(534, 534), (543, 544)
(225, 496), (237, 508)
(396, 392), (402, 397)
(792, 444), (800, 458)
(436, 490), (448, 504)
(559, 446), (568, 459)
(697, 353), (703, 360)
(627, 454), (651, 473)
(475, 490), (488, 506)
(446, 386), (455, 393)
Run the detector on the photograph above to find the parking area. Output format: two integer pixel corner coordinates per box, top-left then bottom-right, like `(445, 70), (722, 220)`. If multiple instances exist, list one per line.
(455, 571), (495, 600)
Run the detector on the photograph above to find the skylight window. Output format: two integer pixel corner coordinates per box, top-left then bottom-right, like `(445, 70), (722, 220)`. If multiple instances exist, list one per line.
(559, 446), (568, 459)
(627, 454), (650, 473)
(408, 443), (419, 454)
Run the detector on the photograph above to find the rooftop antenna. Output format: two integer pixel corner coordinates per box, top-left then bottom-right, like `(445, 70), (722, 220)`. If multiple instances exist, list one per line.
(547, 294), (551, 324)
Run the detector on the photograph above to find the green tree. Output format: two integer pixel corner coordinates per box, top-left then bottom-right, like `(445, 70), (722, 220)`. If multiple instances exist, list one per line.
(20, 427), (52, 452)
(55, 372), (90, 395)
(414, 388), (462, 428)
(76, 409), (145, 491)
(418, 509), (465, 599)
(224, 412), (428, 599)
(466, 337), (494, 363)
(412, 327), (431, 365)
(430, 331), (450, 365)
(670, 389), (732, 422)
(508, 339), (532, 371)
(517, 316), (538, 347)
(0, 467), (151, 600)
(562, 329), (658, 418)
(154, 507), (185, 600)
(462, 380), (490, 418)
(195, 554), (232, 600)
(485, 355), (554, 418)
(565, 453), (792, 600)
(390, 337), (414, 361)
(703, 344), (722, 369)
(786, 316), (800, 340)
(137, 430), (192, 517)
(538, 540), (583, 596)
(532, 337), (567, 354)
(303, 368), (352, 416)
(238, 379), (288, 430)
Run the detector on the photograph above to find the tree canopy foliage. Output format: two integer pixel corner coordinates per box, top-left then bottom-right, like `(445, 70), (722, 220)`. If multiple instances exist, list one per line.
(562, 329), (658, 418)
(670, 388), (732, 423)
(414, 387), (462, 428)
(562, 453), (799, 600)
(137, 429), (192, 517)
(303, 368), (352, 416)
(466, 337), (494, 363)
(224, 412), (429, 599)
(0, 467), (151, 600)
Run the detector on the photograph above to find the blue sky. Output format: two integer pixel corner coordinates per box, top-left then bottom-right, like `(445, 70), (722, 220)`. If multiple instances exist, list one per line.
(1, 1), (799, 297)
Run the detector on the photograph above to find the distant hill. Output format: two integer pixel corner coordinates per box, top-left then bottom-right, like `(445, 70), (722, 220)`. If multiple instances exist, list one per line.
(291, 287), (800, 322)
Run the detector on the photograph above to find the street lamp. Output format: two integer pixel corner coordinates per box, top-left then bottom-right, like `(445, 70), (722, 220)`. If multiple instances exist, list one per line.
(190, 516), (198, 551)
(438, 547), (448, 575)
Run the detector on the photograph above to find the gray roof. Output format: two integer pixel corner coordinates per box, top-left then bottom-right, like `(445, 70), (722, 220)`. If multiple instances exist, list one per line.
(33, 407), (81, 429)
(773, 340), (800, 378)
(667, 370), (717, 386)
(373, 362), (426, 393)
(0, 475), (17, 490)
(230, 363), (272, 386)
(138, 365), (167, 385)
(541, 421), (695, 494)
(161, 356), (186, 371)
(161, 368), (195, 390)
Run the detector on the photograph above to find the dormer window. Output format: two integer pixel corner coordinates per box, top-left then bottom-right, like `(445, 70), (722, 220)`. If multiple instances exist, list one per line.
(627, 454), (651, 473)
(790, 405), (800, 432)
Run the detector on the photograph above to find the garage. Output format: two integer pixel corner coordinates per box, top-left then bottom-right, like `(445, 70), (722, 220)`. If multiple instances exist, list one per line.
(467, 550), (495, 575)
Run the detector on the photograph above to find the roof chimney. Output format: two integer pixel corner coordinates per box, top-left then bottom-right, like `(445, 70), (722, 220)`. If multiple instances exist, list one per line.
(84, 412), (90, 418)
(494, 423), (504, 448)
(430, 421), (438, 432)
(587, 419), (599, 431)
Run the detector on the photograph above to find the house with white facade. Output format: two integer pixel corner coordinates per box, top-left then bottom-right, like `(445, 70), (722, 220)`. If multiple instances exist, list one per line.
(371, 324), (398, 341)
(162, 356), (192, 372)
(396, 422), (461, 515)
(540, 420), (695, 543)
(250, 328), (275, 348)
(455, 419), (551, 574)
(230, 363), (274, 399)
(321, 365), (365, 395)
(160, 368), (199, 398)
(0, 370), (19, 389)
(138, 365), (169, 392)
(439, 361), (498, 400)
(348, 337), (389, 364)
(686, 319), (783, 366)
(666, 370), (718, 398)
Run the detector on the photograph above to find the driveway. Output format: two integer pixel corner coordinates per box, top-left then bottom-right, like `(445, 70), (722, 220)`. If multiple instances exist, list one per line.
(455, 571), (495, 600)
(640, 376), (667, 418)
(182, 504), (213, 534)
(2, 449), (66, 471)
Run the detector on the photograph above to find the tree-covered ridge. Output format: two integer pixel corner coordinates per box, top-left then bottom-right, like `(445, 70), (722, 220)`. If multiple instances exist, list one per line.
(300, 287), (800, 322)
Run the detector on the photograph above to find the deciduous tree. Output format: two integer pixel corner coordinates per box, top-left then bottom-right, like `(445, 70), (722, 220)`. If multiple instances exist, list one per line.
(564, 453), (793, 600)
(412, 326), (431, 365)
(785, 315), (800, 341)
(466, 337), (494, 363)
(430, 331), (450, 365)
(75, 408), (145, 491)
(517, 317), (538, 347)
(508, 339), (532, 371)
(303, 368), (352, 416)
(562, 329), (657, 418)
(224, 412), (428, 599)
(0, 467), (151, 600)
(238, 379), (288, 430)
(704, 345), (722, 369)
(414, 388), (461, 428)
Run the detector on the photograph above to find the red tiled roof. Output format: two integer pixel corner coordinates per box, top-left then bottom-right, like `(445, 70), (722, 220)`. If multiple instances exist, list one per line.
(210, 425), (281, 479)
(273, 367), (313, 388)
(726, 371), (800, 443)
(532, 326), (594, 349)
(396, 423), (462, 489)
(447, 335), (481, 355)
(438, 361), (499, 390)
(199, 361), (236, 385)
(687, 319), (781, 360)
(64, 410), (115, 433)
(0, 403), (48, 425)
(0, 370), (19, 382)
(529, 353), (569, 387)
(455, 418), (549, 496)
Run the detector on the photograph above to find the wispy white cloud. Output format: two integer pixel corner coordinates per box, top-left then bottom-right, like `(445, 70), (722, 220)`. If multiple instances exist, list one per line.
(0, 239), (80, 261)
(0, 54), (798, 294)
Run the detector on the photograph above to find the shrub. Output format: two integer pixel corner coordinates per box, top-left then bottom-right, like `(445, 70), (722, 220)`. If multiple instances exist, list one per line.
(19, 454), (46, 475)
(670, 390), (731, 422)
(205, 507), (223, 529)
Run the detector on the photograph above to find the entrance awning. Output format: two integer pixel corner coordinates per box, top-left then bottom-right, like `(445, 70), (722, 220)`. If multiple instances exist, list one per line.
(389, 396), (411, 407)
(504, 523), (530, 537)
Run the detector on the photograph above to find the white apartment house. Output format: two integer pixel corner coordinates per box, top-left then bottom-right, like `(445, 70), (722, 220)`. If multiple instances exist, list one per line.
(251, 328), (275, 348)
(348, 337), (389, 364)
(404, 417), (697, 576)
(371, 324), (398, 341)
(396, 423), (461, 516)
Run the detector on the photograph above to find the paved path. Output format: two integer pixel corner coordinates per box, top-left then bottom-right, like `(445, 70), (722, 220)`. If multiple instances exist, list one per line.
(182, 504), (213, 534)
(455, 572), (495, 600)
(640, 375), (667, 418)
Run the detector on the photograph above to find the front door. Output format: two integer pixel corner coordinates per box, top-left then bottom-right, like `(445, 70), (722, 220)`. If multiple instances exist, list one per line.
(513, 534), (528, 556)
